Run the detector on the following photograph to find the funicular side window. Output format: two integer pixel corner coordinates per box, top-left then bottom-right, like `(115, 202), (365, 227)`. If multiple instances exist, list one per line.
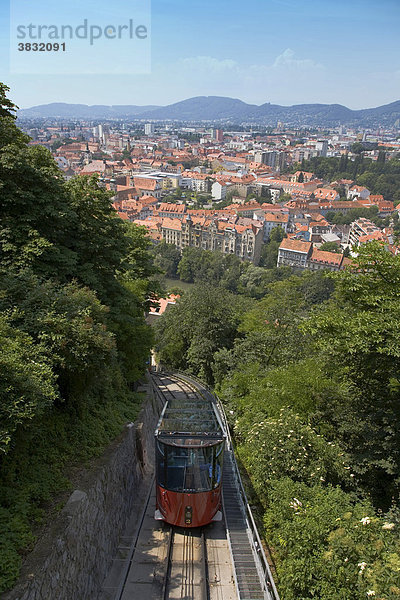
(156, 440), (167, 488)
(212, 441), (224, 489)
(157, 441), (189, 491)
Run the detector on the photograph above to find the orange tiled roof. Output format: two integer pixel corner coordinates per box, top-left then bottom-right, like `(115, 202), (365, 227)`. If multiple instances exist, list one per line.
(161, 218), (182, 231)
(264, 212), (289, 223)
(159, 203), (186, 213)
(149, 294), (180, 315)
(279, 238), (312, 253)
(314, 188), (339, 200)
(350, 185), (369, 192)
(359, 231), (385, 243)
(140, 195), (159, 205)
(133, 177), (158, 190)
(310, 248), (342, 266)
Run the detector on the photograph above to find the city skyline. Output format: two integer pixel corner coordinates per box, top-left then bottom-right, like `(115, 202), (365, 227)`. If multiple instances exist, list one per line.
(0, 0), (399, 110)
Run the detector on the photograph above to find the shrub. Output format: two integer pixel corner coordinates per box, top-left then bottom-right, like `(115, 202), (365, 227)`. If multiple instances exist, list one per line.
(264, 478), (400, 599)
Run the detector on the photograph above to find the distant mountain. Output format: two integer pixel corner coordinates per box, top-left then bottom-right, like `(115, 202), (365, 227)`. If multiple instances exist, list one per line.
(256, 102), (355, 124)
(18, 97), (400, 127)
(139, 96), (259, 121)
(140, 97), (400, 126)
(18, 103), (160, 119)
(356, 100), (400, 125)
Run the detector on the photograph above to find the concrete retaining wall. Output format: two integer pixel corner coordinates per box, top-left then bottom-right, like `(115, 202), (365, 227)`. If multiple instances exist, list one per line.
(4, 379), (163, 600)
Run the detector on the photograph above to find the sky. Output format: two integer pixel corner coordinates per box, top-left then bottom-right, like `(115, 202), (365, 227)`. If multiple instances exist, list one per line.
(0, 0), (399, 110)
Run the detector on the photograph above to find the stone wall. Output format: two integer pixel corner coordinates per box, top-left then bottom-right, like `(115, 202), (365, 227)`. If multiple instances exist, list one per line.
(4, 379), (163, 600)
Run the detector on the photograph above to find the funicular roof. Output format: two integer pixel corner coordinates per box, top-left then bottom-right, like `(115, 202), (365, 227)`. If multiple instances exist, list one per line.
(155, 394), (224, 440)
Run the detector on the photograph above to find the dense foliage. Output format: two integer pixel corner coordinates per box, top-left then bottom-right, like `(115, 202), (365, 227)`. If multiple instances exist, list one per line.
(295, 154), (400, 204)
(153, 230), (290, 298)
(155, 285), (249, 384)
(0, 84), (156, 591)
(155, 242), (400, 598)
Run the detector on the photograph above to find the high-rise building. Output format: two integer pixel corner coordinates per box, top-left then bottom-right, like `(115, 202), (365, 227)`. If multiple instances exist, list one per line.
(212, 128), (223, 142)
(145, 123), (155, 136)
(92, 124), (103, 140)
(315, 140), (328, 157)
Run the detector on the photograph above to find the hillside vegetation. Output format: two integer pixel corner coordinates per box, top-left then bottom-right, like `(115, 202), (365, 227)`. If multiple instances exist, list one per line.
(156, 243), (400, 599)
(293, 153), (400, 204)
(0, 84), (157, 592)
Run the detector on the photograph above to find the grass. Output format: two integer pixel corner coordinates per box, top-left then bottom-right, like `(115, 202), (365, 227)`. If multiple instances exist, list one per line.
(163, 277), (195, 293)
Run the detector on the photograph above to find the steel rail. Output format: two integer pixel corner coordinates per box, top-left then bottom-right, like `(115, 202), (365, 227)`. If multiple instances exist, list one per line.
(183, 528), (194, 599)
(200, 529), (210, 600)
(161, 525), (174, 600)
(160, 524), (211, 600)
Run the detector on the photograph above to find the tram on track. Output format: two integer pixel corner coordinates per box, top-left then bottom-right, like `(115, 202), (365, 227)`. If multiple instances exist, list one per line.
(154, 377), (226, 527)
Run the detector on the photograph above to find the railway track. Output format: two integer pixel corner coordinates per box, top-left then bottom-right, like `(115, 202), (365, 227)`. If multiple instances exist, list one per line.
(159, 371), (280, 600)
(155, 373), (212, 599)
(100, 372), (277, 600)
(162, 526), (209, 600)
(111, 483), (213, 600)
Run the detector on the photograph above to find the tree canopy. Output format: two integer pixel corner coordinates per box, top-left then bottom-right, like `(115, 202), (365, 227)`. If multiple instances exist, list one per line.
(155, 242), (400, 597)
(0, 84), (157, 591)
(292, 154), (400, 203)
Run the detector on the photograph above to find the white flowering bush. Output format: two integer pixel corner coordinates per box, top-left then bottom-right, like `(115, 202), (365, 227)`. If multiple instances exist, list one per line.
(236, 406), (353, 504)
(263, 478), (400, 599)
(231, 403), (400, 598)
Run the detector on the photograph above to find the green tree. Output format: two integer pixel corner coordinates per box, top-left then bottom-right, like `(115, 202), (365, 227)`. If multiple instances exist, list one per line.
(0, 83), (156, 591)
(351, 142), (365, 154)
(177, 247), (203, 282)
(261, 187), (272, 201)
(259, 226), (287, 269)
(0, 142), (76, 276)
(0, 83), (18, 119)
(0, 316), (57, 454)
(319, 241), (342, 253)
(305, 242), (400, 505)
(237, 264), (270, 298)
(377, 150), (386, 164)
(279, 192), (292, 203)
(264, 479), (400, 600)
(245, 192), (258, 202)
(260, 241), (279, 268)
(156, 285), (246, 384)
(153, 240), (181, 278)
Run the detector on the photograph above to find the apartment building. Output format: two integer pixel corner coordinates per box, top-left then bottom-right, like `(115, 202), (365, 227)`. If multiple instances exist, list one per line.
(277, 238), (312, 268)
(348, 218), (383, 247)
(161, 215), (263, 265)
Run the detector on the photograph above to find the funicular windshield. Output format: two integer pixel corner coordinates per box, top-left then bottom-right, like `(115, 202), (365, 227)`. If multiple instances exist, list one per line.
(157, 439), (223, 493)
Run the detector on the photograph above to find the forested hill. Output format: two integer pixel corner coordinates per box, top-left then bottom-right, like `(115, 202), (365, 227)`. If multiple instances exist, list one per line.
(18, 96), (400, 127)
(155, 243), (400, 599)
(0, 84), (159, 592)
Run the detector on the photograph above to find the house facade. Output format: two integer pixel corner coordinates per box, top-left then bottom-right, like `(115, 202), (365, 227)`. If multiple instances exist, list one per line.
(160, 216), (263, 265)
(277, 239), (312, 268)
